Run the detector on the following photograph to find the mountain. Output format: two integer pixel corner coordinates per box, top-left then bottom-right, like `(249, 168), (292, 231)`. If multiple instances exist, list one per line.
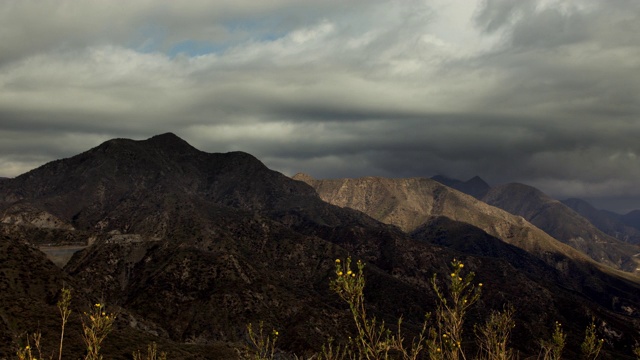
(0, 134), (456, 357)
(1, 134), (639, 358)
(429, 178), (640, 268)
(431, 175), (491, 199)
(622, 210), (640, 231)
(562, 198), (640, 245)
(482, 184), (640, 272)
(292, 174), (630, 272)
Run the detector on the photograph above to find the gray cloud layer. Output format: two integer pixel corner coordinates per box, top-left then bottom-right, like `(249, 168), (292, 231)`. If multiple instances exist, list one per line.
(1, 0), (639, 212)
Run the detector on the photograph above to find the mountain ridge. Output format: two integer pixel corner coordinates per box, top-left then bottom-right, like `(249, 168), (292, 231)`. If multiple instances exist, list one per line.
(562, 197), (640, 244)
(292, 173), (634, 272)
(482, 183), (640, 272)
(431, 174), (491, 199)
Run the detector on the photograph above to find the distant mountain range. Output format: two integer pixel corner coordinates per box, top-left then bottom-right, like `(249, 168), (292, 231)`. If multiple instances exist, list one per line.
(296, 174), (640, 273)
(1, 134), (639, 359)
(429, 175), (640, 246)
(561, 198), (640, 244)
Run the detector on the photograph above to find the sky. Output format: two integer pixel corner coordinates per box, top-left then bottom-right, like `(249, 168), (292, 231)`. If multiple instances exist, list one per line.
(1, 0), (640, 213)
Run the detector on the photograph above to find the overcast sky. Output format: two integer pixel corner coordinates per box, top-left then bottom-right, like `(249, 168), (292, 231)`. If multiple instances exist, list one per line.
(1, 0), (640, 212)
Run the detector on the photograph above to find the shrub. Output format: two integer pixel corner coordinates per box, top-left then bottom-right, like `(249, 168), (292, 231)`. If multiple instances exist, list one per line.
(238, 321), (279, 360)
(474, 305), (515, 360)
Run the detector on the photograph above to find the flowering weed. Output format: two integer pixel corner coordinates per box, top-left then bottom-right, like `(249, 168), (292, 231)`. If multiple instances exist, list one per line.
(80, 302), (116, 360)
(238, 321), (279, 360)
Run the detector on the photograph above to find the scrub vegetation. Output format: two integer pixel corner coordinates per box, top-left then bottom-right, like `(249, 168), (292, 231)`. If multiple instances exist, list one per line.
(13, 258), (639, 360)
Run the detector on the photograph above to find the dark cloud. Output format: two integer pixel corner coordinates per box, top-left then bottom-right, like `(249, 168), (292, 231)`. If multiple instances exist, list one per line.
(1, 0), (640, 212)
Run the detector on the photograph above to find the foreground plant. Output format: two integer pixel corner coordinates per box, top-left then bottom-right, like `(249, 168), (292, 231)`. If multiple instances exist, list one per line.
(17, 287), (72, 360)
(540, 321), (565, 360)
(238, 321), (279, 360)
(326, 257), (486, 360)
(474, 305), (515, 360)
(330, 257), (397, 360)
(133, 342), (167, 360)
(428, 259), (482, 360)
(16, 332), (43, 360)
(580, 318), (604, 360)
(57, 286), (72, 360)
(81, 302), (116, 360)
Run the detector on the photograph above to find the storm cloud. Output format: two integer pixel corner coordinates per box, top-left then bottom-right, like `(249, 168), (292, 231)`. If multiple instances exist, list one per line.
(1, 0), (640, 212)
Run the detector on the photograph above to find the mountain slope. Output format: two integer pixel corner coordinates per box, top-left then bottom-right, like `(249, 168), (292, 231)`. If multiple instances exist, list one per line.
(562, 198), (640, 245)
(0, 228), (211, 359)
(482, 184), (640, 272)
(292, 174), (616, 271)
(410, 216), (640, 356)
(622, 210), (640, 231)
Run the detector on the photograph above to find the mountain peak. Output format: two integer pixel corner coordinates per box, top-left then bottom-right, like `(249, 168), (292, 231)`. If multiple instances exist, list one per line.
(292, 173), (315, 182)
(467, 175), (488, 185)
(430, 175), (461, 187)
(431, 175), (489, 199)
(143, 132), (199, 154)
(148, 132), (182, 142)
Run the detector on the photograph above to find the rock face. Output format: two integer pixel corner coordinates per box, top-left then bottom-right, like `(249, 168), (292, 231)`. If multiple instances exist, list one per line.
(1, 204), (75, 230)
(1, 134), (639, 358)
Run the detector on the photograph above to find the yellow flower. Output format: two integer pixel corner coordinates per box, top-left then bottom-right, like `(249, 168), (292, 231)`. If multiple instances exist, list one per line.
(337, 271), (343, 276)
(25, 346), (30, 350)
(459, 263), (464, 268)
(450, 273), (455, 277)
(335, 259), (341, 263)
(443, 334), (448, 338)
(458, 277), (462, 281)
(436, 348), (441, 352)
(102, 312), (106, 316)
(95, 303), (101, 307)
(351, 273), (356, 277)
(347, 270), (352, 275)
(478, 283), (483, 287)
